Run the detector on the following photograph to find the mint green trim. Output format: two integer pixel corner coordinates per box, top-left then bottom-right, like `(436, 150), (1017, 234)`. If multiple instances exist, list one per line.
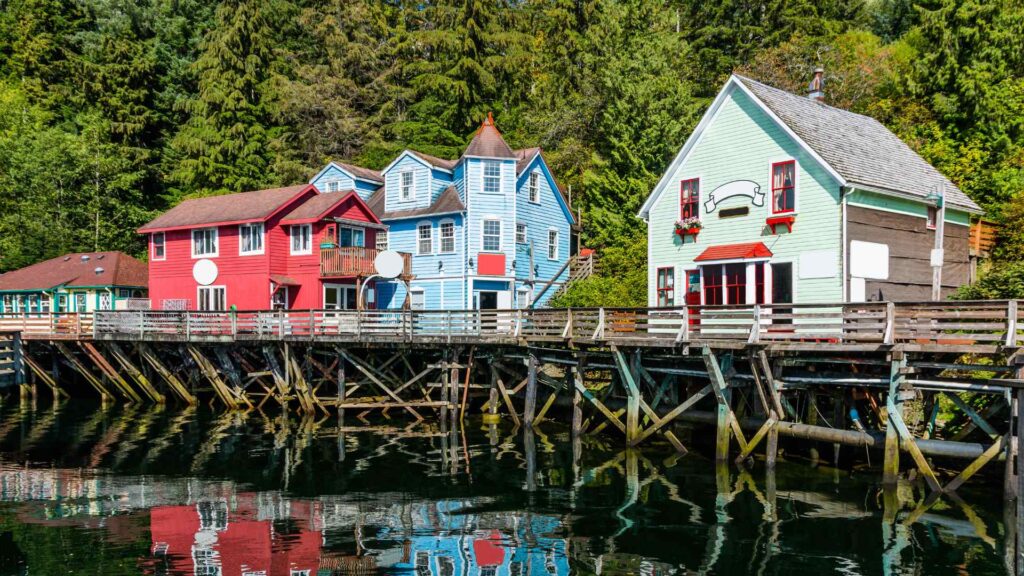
(847, 189), (970, 225)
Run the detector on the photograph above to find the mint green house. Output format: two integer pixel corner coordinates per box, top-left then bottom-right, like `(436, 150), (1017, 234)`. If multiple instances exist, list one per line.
(639, 73), (982, 309)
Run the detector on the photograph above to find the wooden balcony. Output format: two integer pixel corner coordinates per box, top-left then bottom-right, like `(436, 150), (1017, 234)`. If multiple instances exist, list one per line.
(320, 247), (411, 278)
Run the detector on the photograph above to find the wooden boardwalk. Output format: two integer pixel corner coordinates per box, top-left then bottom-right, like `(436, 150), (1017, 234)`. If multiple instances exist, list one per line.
(0, 299), (1021, 354)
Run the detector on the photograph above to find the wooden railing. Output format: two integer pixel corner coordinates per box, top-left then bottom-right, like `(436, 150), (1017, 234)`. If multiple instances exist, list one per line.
(0, 331), (22, 387)
(320, 247), (411, 278)
(3, 301), (1023, 350)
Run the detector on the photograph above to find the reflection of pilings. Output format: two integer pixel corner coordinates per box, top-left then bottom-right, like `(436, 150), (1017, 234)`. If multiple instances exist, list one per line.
(547, 395), (997, 460)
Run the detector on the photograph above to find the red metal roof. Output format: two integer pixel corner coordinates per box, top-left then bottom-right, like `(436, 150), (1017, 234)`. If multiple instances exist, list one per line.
(0, 252), (147, 291)
(694, 242), (773, 262)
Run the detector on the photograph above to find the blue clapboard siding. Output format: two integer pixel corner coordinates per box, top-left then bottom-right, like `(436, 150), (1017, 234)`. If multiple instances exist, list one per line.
(384, 153), (433, 212)
(309, 164), (382, 201)
(465, 157), (516, 276)
(387, 214), (467, 309)
(431, 168), (453, 203)
(452, 162), (466, 202)
(515, 155), (572, 306)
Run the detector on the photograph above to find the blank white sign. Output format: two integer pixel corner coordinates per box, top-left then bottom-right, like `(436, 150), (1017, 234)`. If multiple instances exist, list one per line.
(799, 250), (838, 279)
(850, 277), (866, 302)
(850, 240), (889, 280)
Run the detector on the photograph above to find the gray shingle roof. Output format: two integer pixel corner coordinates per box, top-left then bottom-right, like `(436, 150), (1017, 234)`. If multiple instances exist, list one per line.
(735, 75), (981, 212)
(333, 162), (383, 183)
(366, 186), (466, 220)
(464, 112), (516, 158)
(139, 185), (313, 231)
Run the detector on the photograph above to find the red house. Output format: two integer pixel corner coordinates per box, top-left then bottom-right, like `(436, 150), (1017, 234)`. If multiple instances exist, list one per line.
(140, 184), (401, 311)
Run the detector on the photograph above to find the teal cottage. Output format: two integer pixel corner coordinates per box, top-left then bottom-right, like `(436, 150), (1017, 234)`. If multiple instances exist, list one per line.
(0, 252), (148, 314)
(310, 113), (576, 310)
(640, 71), (981, 309)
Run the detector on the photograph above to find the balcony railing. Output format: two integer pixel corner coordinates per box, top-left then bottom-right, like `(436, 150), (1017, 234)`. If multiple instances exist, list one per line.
(320, 247), (411, 278)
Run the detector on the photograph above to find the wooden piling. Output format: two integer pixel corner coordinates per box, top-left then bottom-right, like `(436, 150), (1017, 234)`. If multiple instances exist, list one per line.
(523, 351), (538, 428)
(137, 343), (196, 405)
(883, 357), (901, 485)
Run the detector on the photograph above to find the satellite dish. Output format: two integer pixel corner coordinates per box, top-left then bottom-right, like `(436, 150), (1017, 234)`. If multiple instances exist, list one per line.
(374, 250), (404, 279)
(192, 259), (218, 286)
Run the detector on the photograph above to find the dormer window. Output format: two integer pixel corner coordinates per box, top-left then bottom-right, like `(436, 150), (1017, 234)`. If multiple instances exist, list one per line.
(771, 160), (796, 214)
(400, 171), (413, 200)
(483, 161), (501, 194)
(528, 172), (540, 203)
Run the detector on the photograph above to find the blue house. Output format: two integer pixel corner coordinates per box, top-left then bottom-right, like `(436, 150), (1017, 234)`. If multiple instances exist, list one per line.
(310, 114), (576, 310)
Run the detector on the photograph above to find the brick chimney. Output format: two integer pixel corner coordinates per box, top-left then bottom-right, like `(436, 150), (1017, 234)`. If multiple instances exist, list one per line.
(808, 67), (825, 102)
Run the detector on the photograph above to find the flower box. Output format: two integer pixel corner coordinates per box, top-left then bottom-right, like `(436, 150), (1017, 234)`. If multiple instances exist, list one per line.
(674, 218), (703, 238)
(675, 227), (701, 237)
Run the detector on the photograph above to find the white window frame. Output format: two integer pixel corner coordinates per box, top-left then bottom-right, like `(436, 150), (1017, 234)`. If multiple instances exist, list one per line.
(547, 228), (559, 260)
(151, 232), (166, 261)
(400, 170), (414, 201)
(191, 227), (218, 258)
(417, 222), (433, 255)
(517, 287), (532, 308)
(439, 219), (456, 254)
(515, 223), (527, 244)
(323, 180), (342, 193)
(483, 161), (501, 194)
(238, 222), (264, 255)
(410, 287), (425, 310)
(196, 285), (226, 311)
(376, 229), (389, 251)
(290, 224), (312, 255)
(528, 171), (541, 203)
(482, 218), (502, 252)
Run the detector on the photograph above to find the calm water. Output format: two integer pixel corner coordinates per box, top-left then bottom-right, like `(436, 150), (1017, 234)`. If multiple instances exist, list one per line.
(0, 400), (1012, 575)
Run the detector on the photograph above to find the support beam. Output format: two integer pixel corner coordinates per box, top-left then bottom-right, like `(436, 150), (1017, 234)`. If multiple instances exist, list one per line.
(53, 342), (111, 401)
(137, 343), (196, 405)
(524, 351), (538, 428)
(106, 342), (164, 403)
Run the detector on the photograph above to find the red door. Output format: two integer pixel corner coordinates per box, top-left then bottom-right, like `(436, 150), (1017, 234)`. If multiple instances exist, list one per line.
(685, 269), (701, 325)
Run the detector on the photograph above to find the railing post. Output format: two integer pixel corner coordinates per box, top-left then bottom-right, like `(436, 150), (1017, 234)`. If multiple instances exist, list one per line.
(139, 311), (145, 338)
(447, 310), (452, 343)
(356, 310), (362, 339)
(676, 307), (690, 343)
(231, 310), (238, 339)
(883, 302), (895, 345)
(748, 305), (761, 344)
(1007, 300), (1018, 348)
(185, 312), (191, 340)
(75, 313), (81, 335)
(309, 310), (315, 339)
(592, 307), (606, 341)
(278, 310), (285, 338)
(515, 309), (524, 338)
(562, 309), (573, 339)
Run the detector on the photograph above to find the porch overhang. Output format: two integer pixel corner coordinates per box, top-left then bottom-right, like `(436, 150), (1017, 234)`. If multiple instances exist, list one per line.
(694, 242), (772, 263)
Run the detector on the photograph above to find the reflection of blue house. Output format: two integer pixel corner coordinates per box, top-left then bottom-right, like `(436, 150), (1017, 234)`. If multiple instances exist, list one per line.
(374, 500), (570, 576)
(310, 114), (576, 310)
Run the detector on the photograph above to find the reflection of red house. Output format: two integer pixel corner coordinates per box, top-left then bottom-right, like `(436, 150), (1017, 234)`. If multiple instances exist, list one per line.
(149, 497), (321, 576)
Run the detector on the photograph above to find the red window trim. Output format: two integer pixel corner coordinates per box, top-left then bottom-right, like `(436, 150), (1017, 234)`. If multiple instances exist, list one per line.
(724, 263), (747, 305)
(680, 178), (700, 220)
(771, 160), (796, 215)
(702, 266), (723, 306)
(656, 267), (675, 307)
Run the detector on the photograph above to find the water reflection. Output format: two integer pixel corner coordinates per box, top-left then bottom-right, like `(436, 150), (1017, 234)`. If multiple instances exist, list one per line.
(0, 401), (1012, 575)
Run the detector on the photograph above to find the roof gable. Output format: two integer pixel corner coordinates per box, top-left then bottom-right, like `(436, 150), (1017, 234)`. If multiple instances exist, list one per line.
(309, 161), (383, 185)
(640, 75), (981, 218)
(515, 151), (576, 225)
(367, 185), (465, 221)
(281, 190), (382, 225)
(381, 150), (456, 176)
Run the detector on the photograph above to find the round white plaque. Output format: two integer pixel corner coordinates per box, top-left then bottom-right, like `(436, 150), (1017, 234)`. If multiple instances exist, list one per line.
(374, 250), (404, 279)
(192, 259), (218, 286)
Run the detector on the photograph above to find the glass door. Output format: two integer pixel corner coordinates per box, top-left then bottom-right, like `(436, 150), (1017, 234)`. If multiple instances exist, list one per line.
(324, 284), (357, 310)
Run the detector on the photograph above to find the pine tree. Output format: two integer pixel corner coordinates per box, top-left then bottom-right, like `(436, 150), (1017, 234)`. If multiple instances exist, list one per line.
(168, 0), (294, 197)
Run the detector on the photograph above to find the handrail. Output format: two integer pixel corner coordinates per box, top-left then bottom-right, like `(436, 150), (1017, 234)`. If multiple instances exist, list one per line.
(2, 300), (1021, 349)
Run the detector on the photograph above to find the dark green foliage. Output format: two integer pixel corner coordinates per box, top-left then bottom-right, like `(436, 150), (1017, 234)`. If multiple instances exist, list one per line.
(0, 0), (1019, 305)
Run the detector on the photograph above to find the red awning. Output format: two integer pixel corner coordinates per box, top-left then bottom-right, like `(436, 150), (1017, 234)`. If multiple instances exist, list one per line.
(270, 274), (300, 286)
(694, 242), (772, 262)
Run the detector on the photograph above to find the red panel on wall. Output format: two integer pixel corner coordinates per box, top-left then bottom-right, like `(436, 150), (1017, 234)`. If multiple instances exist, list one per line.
(477, 253), (505, 276)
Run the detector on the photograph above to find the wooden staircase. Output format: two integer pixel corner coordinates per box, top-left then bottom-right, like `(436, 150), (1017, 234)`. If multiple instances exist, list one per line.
(534, 251), (597, 305)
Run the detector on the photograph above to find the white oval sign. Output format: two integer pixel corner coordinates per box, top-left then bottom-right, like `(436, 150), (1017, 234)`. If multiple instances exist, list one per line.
(192, 259), (218, 286)
(374, 250), (404, 279)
